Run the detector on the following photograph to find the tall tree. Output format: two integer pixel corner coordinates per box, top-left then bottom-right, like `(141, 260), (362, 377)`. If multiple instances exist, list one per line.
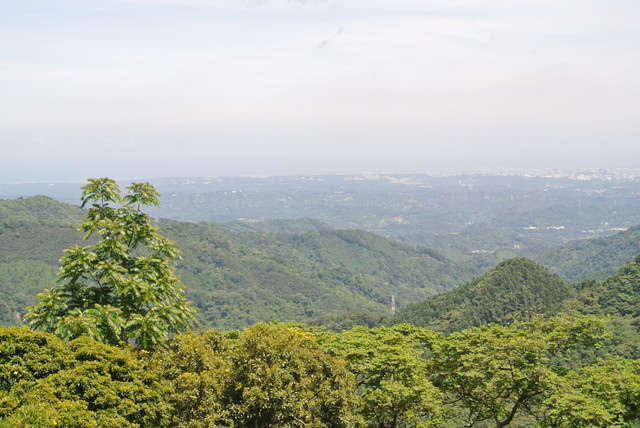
(24, 178), (197, 349)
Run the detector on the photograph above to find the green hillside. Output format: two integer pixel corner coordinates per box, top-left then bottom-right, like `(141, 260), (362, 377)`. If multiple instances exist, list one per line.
(0, 195), (83, 226)
(0, 197), (86, 325)
(3, 195), (640, 334)
(596, 254), (640, 318)
(387, 258), (575, 332)
(0, 197), (475, 330)
(562, 254), (640, 358)
(231, 215), (640, 286)
(389, 253), (640, 358)
(526, 225), (640, 281)
(161, 222), (474, 329)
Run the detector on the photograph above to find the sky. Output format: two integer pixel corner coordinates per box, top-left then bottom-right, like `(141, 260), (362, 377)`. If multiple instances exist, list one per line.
(1, 0), (639, 182)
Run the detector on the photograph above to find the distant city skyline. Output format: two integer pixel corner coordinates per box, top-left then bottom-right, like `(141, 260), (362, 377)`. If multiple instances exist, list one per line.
(3, 167), (640, 186)
(2, 0), (639, 182)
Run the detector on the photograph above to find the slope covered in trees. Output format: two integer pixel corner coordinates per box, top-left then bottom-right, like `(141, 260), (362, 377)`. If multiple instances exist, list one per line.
(225, 215), (640, 285)
(161, 222), (473, 329)
(387, 258), (574, 332)
(525, 225), (640, 281)
(0, 197), (86, 325)
(0, 195), (83, 227)
(3, 195), (640, 333)
(0, 197), (474, 330)
(389, 253), (640, 359)
(560, 254), (640, 358)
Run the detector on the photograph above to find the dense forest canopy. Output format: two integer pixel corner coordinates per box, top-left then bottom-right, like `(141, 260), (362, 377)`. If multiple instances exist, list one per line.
(3, 315), (639, 427)
(387, 258), (575, 332)
(2, 194), (640, 331)
(1, 176), (640, 426)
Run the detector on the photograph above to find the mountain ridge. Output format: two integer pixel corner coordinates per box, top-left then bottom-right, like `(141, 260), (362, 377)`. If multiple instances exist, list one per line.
(386, 258), (574, 332)
(2, 195), (640, 335)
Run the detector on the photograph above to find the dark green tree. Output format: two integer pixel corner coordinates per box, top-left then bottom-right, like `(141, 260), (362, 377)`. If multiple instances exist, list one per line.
(24, 178), (197, 349)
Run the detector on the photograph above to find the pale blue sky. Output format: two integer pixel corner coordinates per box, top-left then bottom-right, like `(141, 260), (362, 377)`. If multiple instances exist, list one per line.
(1, 0), (639, 181)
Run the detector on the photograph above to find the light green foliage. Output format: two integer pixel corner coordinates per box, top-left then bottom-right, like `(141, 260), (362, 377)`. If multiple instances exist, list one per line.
(224, 322), (361, 427)
(2, 319), (640, 427)
(322, 324), (444, 427)
(428, 314), (608, 427)
(540, 358), (640, 427)
(24, 178), (196, 349)
(149, 330), (234, 427)
(0, 327), (170, 427)
(307, 310), (387, 332)
(151, 323), (361, 427)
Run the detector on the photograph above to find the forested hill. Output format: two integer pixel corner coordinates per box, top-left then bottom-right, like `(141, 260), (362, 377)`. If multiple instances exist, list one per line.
(388, 254), (640, 358)
(565, 254), (640, 358)
(223, 216), (640, 284)
(3, 195), (640, 333)
(0, 197), (475, 330)
(0, 195), (83, 226)
(525, 225), (640, 281)
(158, 222), (475, 329)
(0, 198), (85, 324)
(387, 258), (574, 332)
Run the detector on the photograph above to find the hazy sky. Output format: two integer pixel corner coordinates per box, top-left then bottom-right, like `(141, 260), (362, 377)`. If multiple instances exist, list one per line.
(1, 0), (639, 181)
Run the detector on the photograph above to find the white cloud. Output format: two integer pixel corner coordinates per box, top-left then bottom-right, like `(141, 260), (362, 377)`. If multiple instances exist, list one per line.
(1, 0), (639, 179)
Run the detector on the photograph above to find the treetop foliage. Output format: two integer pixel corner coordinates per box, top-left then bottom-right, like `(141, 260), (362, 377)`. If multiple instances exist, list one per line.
(0, 326), (169, 427)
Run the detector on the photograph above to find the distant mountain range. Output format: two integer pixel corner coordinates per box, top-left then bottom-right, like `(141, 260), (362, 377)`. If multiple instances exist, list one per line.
(3, 173), (640, 253)
(0, 197), (471, 329)
(1, 196), (639, 333)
